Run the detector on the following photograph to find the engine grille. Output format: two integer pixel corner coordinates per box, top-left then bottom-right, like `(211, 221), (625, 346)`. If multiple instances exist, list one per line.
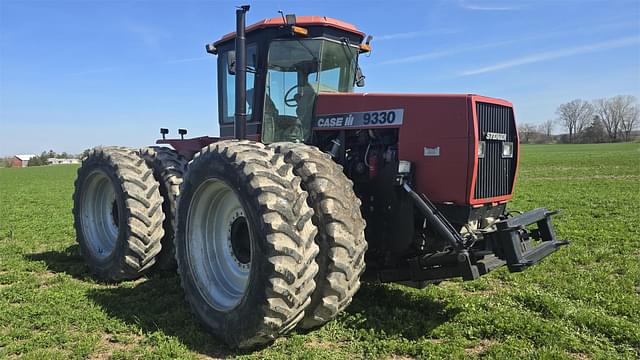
(474, 102), (517, 199)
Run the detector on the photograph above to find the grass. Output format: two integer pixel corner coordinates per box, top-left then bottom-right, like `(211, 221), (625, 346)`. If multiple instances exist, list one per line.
(1, 142), (639, 359)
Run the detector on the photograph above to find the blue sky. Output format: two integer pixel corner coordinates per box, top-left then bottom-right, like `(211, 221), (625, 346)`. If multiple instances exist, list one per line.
(1, 0), (639, 156)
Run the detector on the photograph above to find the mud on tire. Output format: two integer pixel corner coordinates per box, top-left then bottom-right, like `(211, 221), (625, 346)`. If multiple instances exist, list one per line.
(73, 146), (165, 281)
(140, 146), (187, 270)
(271, 143), (367, 329)
(174, 140), (319, 348)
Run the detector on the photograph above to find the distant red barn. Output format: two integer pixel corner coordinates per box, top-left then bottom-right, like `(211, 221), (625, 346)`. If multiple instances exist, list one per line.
(11, 154), (36, 168)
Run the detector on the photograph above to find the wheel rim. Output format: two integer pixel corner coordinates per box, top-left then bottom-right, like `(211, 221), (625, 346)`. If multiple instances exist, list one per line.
(186, 179), (252, 311)
(80, 170), (119, 259)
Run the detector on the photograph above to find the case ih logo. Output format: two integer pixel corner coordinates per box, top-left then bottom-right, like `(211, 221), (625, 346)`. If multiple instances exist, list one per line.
(314, 109), (404, 129)
(485, 132), (507, 141)
(316, 114), (356, 127)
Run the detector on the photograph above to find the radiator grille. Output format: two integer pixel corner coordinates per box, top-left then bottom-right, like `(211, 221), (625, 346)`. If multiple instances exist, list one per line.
(474, 102), (517, 199)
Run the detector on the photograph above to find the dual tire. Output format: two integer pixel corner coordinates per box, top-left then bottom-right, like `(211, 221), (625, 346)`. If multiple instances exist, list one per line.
(73, 146), (186, 280)
(174, 140), (320, 348)
(270, 143), (367, 329)
(73, 147), (166, 280)
(73, 141), (366, 348)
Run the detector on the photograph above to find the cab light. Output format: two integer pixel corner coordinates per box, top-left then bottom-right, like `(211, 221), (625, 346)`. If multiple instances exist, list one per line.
(359, 43), (371, 53)
(291, 26), (308, 36)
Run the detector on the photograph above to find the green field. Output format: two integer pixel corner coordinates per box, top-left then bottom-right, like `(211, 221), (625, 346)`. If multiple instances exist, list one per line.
(1, 142), (639, 359)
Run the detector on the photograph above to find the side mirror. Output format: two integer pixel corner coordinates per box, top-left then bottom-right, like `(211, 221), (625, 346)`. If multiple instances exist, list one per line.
(205, 43), (217, 55)
(355, 66), (365, 87)
(227, 50), (236, 75)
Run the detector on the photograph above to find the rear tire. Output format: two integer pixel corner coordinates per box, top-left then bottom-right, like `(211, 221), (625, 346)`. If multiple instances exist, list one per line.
(175, 140), (319, 348)
(140, 146), (187, 270)
(73, 146), (165, 281)
(271, 143), (367, 329)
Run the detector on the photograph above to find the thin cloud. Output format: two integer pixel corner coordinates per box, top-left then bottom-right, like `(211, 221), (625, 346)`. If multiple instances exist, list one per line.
(376, 29), (460, 41)
(125, 22), (168, 48)
(458, 1), (522, 11)
(66, 67), (116, 77)
(459, 36), (640, 76)
(376, 18), (639, 66)
(377, 39), (518, 65)
(165, 56), (210, 64)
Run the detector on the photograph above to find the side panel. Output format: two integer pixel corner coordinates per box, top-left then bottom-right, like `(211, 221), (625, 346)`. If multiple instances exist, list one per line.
(315, 93), (473, 205)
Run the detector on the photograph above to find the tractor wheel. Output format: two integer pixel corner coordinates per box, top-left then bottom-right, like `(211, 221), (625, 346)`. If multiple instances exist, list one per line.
(175, 140), (319, 348)
(140, 146), (187, 270)
(72, 146), (165, 281)
(271, 143), (367, 329)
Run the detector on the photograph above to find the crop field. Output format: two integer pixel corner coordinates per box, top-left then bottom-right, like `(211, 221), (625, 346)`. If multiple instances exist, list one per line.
(0, 142), (639, 359)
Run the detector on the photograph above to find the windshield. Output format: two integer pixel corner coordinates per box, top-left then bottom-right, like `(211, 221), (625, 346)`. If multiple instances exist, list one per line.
(262, 39), (358, 143)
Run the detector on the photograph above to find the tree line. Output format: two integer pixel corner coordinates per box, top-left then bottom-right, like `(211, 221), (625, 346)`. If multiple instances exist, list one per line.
(0, 150), (80, 168)
(518, 95), (639, 144)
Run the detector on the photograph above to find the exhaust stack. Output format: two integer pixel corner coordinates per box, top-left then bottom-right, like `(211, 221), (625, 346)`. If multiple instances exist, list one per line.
(234, 5), (250, 140)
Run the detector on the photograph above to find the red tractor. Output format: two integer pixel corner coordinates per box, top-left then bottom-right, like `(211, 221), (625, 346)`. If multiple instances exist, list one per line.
(73, 6), (568, 348)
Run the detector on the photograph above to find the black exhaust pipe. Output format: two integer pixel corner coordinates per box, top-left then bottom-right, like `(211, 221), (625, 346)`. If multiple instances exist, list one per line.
(235, 5), (250, 140)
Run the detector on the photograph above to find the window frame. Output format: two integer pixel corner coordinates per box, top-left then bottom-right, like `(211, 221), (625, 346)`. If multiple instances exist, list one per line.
(218, 43), (258, 125)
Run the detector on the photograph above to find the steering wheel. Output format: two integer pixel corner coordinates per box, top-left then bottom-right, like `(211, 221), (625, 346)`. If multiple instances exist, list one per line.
(284, 84), (301, 107)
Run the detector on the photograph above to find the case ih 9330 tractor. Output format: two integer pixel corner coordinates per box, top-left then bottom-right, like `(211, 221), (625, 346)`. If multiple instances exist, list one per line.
(73, 6), (568, 348)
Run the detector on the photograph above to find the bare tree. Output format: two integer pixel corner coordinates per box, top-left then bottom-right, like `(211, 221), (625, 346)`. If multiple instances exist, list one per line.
(594, 96), (638, 142)
(540, 119), (555, 138)
(556, 99), (593, 143)
(582, 116), (606, 143)
(620, 96), (639, 141)
(518, 123), (538, 144)
(595, 97), (619, 141)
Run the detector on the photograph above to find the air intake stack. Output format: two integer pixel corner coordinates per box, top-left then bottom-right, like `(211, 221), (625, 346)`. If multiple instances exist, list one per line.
(234, 5), (250, 140)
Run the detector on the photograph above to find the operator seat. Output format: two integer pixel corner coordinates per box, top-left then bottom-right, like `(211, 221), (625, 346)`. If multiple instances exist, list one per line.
(261, 90), (280, 142)
(294, 82), (317, 141)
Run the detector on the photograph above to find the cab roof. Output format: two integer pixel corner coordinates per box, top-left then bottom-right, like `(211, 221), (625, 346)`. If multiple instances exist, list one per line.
(214, 16), (365, 46)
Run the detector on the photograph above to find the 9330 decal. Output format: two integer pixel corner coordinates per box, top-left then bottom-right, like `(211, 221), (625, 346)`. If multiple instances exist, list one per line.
(314, 108), (404, 129)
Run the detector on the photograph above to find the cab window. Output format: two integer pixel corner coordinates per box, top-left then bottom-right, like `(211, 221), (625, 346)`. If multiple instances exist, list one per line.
(220, 44), (257, 124)
(262, 39), (357, 144)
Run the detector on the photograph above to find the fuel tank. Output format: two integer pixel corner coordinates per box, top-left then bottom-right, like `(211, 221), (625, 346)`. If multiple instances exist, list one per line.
(314, 93), (519, 206)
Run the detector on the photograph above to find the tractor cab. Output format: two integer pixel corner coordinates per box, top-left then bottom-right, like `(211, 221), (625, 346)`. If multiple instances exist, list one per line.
(208, 15), (368, 143)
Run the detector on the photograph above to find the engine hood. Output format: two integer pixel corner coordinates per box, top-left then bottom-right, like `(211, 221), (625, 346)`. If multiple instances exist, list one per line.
(313, 92), (519, 206)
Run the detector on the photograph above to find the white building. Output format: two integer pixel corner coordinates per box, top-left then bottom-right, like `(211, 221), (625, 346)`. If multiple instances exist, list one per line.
(47, 158), (80, 165)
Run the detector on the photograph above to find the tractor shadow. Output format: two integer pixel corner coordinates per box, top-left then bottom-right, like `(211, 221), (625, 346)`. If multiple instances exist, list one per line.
(340, 282), (459, 340)
(26, 245), (457, 351)
(85, 274), (238, 358)
(24, 245), (238, 357)
(25, 244), (93, 281)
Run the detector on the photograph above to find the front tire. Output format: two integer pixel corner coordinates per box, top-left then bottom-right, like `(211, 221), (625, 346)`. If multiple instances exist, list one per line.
(72, 147), (165, 281)
(175, 140), (319, 348)
(271, 143), (367, 329)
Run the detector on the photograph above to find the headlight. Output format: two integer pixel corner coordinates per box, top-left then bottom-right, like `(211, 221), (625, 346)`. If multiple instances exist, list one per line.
(502, 142), (514, 158)
(478, 141), (486, 158)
